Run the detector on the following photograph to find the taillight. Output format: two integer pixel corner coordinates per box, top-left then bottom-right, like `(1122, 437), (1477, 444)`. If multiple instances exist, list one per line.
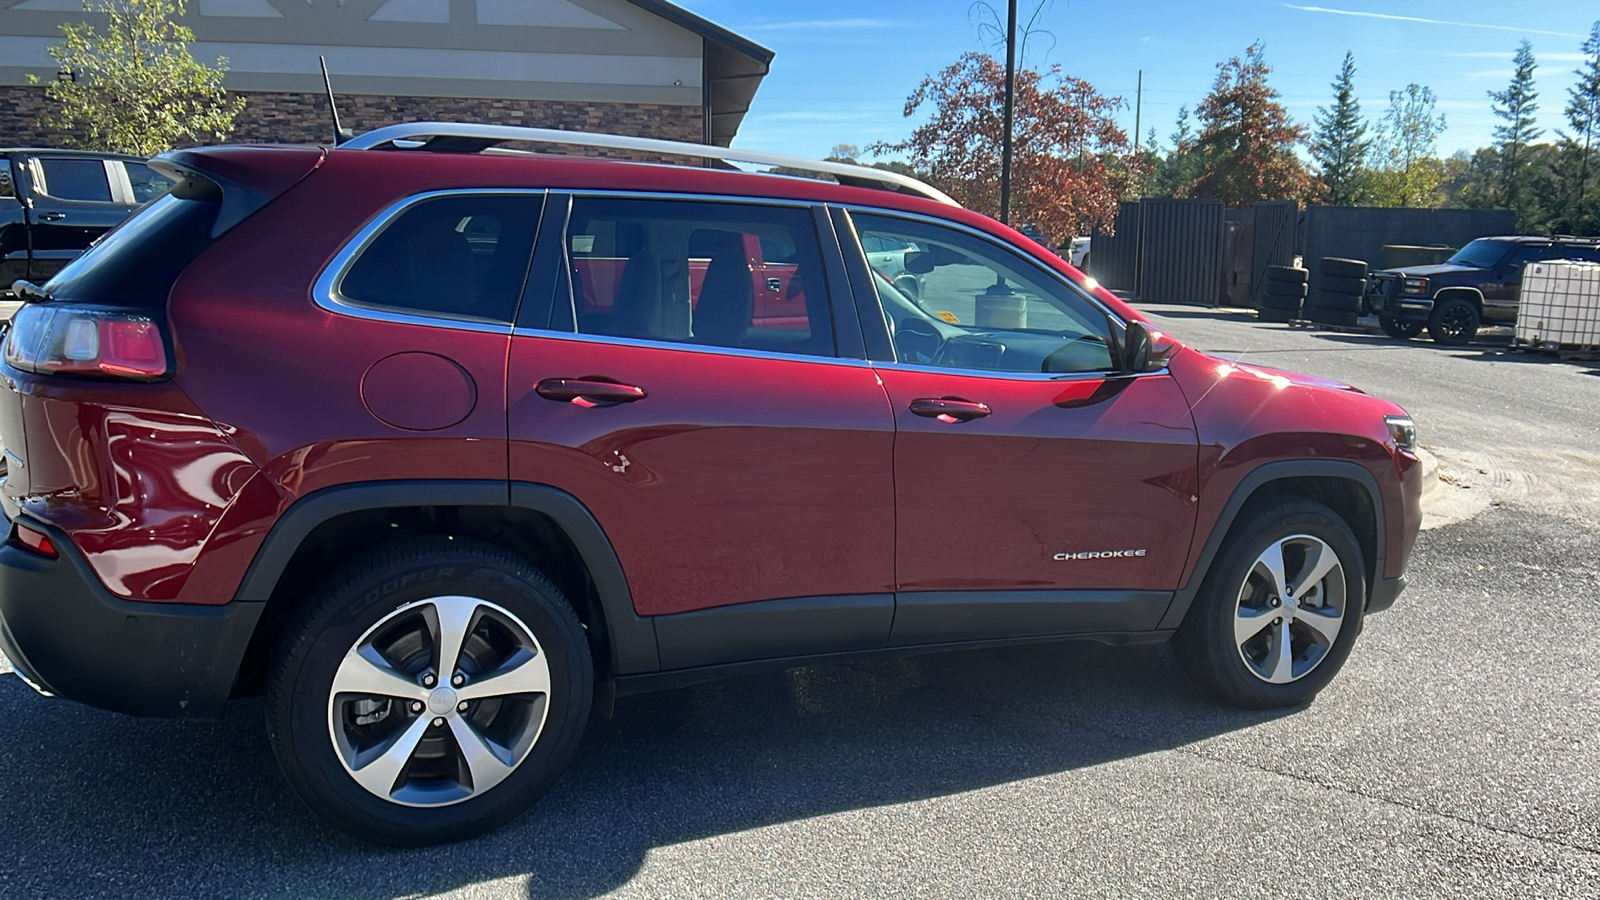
(3, 304), (169, 379)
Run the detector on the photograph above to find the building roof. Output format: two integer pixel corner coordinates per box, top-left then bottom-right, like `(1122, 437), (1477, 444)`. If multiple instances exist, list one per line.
(624, 1), (772, 146)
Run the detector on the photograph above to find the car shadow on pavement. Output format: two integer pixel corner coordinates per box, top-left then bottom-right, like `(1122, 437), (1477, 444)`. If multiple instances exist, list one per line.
(0, 641), (1289, 899)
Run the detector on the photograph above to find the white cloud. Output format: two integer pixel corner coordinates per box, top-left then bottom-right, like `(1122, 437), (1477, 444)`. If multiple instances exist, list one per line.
(1282, 4), (1585, 39)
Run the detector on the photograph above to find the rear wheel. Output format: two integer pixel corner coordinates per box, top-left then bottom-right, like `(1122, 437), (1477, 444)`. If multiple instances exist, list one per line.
(265, 537), (593, 846)
(1380, 316), (1423, 340)
(1173, 498), (1366, 708)
(1428, 297), (1480, 345)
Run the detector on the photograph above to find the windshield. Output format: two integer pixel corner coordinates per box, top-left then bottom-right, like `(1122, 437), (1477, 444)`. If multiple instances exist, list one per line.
(1447, 239), (1513, 269)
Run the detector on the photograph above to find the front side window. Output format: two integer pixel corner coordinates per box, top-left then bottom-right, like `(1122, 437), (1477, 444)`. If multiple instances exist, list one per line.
(561, 197), (836, 358)
(852, 213), (1116, 375)
(34, 157), (112, 202)
(339, 193), (542, 324)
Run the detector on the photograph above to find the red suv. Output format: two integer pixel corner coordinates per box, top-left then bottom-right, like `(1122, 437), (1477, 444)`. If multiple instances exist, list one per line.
(0, 124), (1422, 846)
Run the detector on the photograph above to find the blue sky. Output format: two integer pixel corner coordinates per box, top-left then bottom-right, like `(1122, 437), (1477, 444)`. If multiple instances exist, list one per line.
(683, 0), (1600, 163)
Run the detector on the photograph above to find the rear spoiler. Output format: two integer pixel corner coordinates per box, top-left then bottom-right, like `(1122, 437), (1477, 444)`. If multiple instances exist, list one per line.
(149, 146), (327, 238)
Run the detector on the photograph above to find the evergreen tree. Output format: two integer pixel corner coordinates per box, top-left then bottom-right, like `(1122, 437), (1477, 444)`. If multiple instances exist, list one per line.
(1560, 21), (1600, 231)
(1185, 42), (1313, 206)
(1488, 40), (1543, 218)
(1311, 52), (1371, 206)
(1148, 106), (1204, 197)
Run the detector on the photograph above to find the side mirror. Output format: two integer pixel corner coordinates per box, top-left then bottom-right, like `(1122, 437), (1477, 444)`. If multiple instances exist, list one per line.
(1119, 321), (1176, 374)
(903, 249), (935, 275)
(1121, 321), (1152, 374)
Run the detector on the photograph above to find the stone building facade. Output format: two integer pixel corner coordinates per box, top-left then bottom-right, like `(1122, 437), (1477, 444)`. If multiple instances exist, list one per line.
(0, 0), (770, 149)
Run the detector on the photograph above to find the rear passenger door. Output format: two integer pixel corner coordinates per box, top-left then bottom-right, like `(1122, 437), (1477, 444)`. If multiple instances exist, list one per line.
(506, 195), (896, 669)
(22, 155), (130, 281)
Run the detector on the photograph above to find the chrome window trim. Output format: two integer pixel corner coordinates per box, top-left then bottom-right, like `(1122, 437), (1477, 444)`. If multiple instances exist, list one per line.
(510, 326), (874, 369)
(869, 359), (1170, 383)
(311, 187), (549, 335)
(564, 189), (818, 208)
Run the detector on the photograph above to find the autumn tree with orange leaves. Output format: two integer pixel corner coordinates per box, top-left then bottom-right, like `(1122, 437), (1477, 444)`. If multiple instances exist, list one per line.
(1183, 42), (1316, 206)
(872, 52), (1144, 243)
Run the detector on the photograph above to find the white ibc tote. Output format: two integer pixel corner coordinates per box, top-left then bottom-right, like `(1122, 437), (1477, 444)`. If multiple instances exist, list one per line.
(1514, 260), (1600, 354)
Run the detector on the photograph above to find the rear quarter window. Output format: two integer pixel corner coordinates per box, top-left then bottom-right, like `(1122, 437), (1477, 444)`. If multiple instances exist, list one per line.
(35, 157), (113, 202)
(43, 193), (220, 308)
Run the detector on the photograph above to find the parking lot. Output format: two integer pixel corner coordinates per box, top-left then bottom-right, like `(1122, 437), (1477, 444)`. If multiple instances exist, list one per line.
(1, 306), (1598, 898)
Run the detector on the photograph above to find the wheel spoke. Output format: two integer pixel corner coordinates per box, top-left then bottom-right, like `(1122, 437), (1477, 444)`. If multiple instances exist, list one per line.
(1266, 618), (1295, 683)
(332, 646), (429, 701)
(1234, 607), (1275, 647)
(430, 598), (479, 683)
(446, 713), (517, 793)
(1297, 606), (1343, 646)
(456, 650), (551, 702)
(1255, 539), (1290, 599)
(348, 712), (431, 798)
(1291, 540), (1341, 597)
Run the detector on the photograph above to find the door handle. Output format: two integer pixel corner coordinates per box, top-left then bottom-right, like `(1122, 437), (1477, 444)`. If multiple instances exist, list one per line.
(909, 397), (991, 423)
(535, 378), (647, 406)
(765, 277), (782, 293)
(37, 212), (66, 221)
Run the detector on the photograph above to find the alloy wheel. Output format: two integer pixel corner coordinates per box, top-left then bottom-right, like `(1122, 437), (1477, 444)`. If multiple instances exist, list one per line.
(1233, 535), (1347, 684)
(327, 596), (551, 807)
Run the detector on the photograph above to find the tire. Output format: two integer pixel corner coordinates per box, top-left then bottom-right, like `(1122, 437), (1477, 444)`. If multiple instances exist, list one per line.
(1262, 279), (1308, 300)
(265, 537), (593, 846)
(1427, 296), (1480, 346)
(1259, 292), (1303, 311)
(1257, 307), (1296, 323)
(1314, 274), (1367, 297)
(1172, 497), (1367, 708)
(1379, 316), (1423, 340)
(1319, 257), (1368, 280)
(1264, 264), (1308, 285)
(1307, 289), (1361, 314)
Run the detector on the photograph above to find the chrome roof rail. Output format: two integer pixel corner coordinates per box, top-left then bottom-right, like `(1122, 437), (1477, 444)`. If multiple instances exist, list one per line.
(341, 122), (959, 207)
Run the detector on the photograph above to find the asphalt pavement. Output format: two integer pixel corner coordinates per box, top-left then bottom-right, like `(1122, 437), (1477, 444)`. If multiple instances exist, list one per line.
(1, 305), (1598, 898)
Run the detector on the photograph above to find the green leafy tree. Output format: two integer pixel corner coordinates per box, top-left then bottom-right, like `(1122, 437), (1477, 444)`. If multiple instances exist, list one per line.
(1184, 42), (1314, 206)
(29, 0), (243, 155)
(1370, 83), (1447, 208)
(1487, 40), (1543, 218)
(1311, 52), (1371, 206)
(1558, 21), (1600, 231)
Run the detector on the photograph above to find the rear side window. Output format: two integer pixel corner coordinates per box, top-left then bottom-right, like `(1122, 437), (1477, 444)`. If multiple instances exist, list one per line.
(339, 194), (542, 324)
(43, 193), (220, 308)
(35, 157), (112, 201)
(124, 162), (174, 204)
(560, 197), (835, 357)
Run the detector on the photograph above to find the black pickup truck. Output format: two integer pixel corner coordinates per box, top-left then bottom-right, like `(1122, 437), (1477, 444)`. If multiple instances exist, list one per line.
(1, 149), (171, 297)
(1366, 235), (1600, 345)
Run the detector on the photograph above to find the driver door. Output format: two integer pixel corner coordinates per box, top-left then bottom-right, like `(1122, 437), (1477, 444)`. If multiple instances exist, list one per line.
(842, 211), (1200, 641)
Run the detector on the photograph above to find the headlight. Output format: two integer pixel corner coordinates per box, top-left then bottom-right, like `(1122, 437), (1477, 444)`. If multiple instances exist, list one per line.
(1385, 415), (1417, 453)
(1401, 277), (1429, 295)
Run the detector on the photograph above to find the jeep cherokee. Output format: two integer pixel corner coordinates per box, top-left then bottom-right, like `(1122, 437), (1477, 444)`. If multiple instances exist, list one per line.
(0, 124), (1423, 846)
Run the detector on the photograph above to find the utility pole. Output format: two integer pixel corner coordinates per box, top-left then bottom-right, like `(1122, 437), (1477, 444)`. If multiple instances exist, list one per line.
(1000, 0), (1017, 225)
(1134, 70), (1142, 151)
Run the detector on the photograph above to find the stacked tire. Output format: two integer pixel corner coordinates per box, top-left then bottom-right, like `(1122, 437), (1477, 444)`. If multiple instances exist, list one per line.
(1305, 258), (1368, 328)
(1258, 266), (1307, 323)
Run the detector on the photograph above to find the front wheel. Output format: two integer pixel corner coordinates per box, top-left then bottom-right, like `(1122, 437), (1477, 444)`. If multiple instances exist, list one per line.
(1428, 297), (1480, 346)
(1379, 316), (1423, 340)
(265, 537), (593, 846)
(1172, 498), (1366, 708)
